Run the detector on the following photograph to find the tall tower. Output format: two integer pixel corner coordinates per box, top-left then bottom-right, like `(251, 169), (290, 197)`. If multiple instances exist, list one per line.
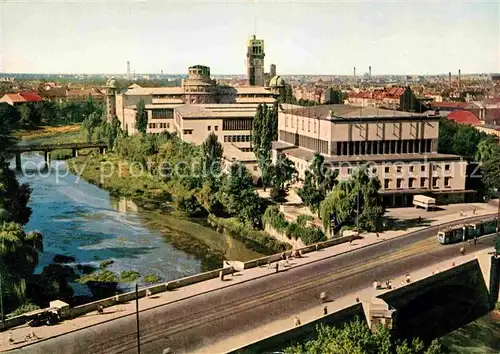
(353, 66), (356, 84)
(247, 35), (265, 86)
(127, 61), (131, 80)
(458, 69), (461, 91)
(369, 66), (372, 77)
(105, 78), (117, 122)
(449, 72), (452, 89)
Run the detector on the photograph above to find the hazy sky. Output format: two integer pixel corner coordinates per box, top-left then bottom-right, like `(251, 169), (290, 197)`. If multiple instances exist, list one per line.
(0, 0), (499, 75)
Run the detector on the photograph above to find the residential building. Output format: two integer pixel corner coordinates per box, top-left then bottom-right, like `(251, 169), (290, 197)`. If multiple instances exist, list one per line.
(272, 104), (470, 207)
(0, 92), (42, 105)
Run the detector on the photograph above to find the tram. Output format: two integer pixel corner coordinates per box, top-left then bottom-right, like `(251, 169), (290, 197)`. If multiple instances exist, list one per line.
(438, 218), (498, 245)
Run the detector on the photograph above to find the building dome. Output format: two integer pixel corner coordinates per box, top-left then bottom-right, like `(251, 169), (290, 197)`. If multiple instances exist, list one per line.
(269, 75), (285, 88)
(106, 78), (117, 88)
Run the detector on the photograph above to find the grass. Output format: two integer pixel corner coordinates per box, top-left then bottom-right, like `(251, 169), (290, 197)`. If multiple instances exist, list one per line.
(99, 259), (114, 269)
(120, 270), (140, 282)
(143, 273), (162, 284)
(14, 124), (81, 141)
(77, 270), (119, 284)
(68, 153), (173, 204)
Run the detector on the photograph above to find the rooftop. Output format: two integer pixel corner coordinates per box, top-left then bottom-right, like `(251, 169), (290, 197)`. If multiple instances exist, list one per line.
(280, 104), (432, 120)
(447, 110), (481, 125)
(175, 104), (258, 118)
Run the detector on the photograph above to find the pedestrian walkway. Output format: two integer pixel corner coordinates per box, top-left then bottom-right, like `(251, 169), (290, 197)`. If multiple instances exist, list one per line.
(1, 205), (497, 351)
(200, 249), (492, 354)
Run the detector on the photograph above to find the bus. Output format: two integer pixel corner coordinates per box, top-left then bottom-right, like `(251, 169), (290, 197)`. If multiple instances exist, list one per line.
(438, 218), (498, 245)
(413, 195), (436, 211)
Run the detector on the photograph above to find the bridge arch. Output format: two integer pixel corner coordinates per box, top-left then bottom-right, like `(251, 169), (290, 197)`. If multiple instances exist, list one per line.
(394, 284), (490, 341)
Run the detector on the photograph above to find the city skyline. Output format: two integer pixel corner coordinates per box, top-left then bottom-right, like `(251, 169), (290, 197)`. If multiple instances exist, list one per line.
(0, 1), (499, 75)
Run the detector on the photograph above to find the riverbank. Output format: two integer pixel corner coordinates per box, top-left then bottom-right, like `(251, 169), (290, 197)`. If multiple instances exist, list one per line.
(14, 124), (81, 141)
(67, 152), (289, 255)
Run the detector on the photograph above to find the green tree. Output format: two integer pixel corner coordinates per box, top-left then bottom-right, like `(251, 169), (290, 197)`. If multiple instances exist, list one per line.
(81, 111), (103, 142)
(297, 153), (338, 214)
(201, 132), (223, 180)
(252, 104), (263, 153)
(221, 162), (262, 227)
(135, 99), (148, 134)
(400, 87), (427, 113)
(481, 145), (500, 193)
(320, 166), (384, 235)
(18, 103), (40, 129)
(474, 136), (498, 161)
(284, 319), (444, 354)
(0, 157), (32, 225)
(0, 222), (43, 312)
(269, 153), (297, 203)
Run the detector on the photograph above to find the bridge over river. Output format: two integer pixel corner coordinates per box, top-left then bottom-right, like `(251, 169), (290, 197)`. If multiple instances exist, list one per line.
(6, 142), (108, 169)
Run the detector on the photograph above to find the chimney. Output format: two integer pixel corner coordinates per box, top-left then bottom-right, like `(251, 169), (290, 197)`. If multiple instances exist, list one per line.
(458, 69), (461, 91)
(449, 72), (452, 90)
(369, 66), (372, 77)
(353, 66), (356, 81)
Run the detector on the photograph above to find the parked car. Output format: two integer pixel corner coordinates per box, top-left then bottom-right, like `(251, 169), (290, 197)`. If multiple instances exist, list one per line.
(27, 311), (60, 327)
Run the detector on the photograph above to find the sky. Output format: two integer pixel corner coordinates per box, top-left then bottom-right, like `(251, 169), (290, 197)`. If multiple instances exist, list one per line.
(0, 0), (499, 75)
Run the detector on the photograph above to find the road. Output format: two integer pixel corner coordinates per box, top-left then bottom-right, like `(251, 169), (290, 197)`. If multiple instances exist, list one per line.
(15, 214), (498, 354)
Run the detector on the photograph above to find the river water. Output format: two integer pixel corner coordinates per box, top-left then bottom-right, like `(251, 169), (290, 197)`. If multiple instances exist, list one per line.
(12, 152), (263, 294)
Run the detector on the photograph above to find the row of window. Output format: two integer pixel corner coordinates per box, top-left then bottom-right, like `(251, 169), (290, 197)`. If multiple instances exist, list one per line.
(279, 130), (328, 154)
(151, 109), (174, 119)
(224, 135), (251, 142)
(382, 176), (451, 189)
(335, 139), (433, 156)
(207, 125), (219, 131)
(286, 116), (317, 133)
(149, 122), (170, 129)
(223, 118), (253, 131)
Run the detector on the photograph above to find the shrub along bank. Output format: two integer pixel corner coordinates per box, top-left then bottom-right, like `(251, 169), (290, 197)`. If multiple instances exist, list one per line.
(262, 206), (326, 245)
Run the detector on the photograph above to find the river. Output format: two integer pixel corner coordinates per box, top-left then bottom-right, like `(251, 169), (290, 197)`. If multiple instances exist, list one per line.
(12, 152), (263, 295)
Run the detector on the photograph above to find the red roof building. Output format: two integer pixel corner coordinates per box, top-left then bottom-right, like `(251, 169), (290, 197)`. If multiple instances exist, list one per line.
(447, 110), (482, 126)
(0, 92), (42, 106)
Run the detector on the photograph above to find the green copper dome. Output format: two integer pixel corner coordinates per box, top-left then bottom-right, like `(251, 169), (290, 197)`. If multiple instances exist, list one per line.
(269, 75), (285, 88)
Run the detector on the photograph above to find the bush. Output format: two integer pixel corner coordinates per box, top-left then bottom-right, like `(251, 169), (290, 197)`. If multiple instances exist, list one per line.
(9, 302), (40, 317)
(77, 270), (119, 284)
(262, 206), (326, 245)
(99, 259), (114, 269)
(120, 270), (140, 282)
(144, 273), (162, 284)
(208, 214), (290, 254)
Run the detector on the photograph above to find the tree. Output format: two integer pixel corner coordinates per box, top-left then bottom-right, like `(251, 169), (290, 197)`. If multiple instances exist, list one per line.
(298, 153), (338, 214)
(400, 87), (427, 113)
(201, 132), (223, 180)
(481, 145), (500, 193)
(135, 99), (148, 134)
(253, 103), (278, 190)
(320, 166), (384, 235)
(284, 319), (444, 354)
(18, 103), (41, 129)
(221, 162), (262, 227)
(81, 111), (103, 142)
(474, 136), (498, 162)
(269, 153), (297, 203)
(0, 222), (43, 312)
(0, 157), (32, 225)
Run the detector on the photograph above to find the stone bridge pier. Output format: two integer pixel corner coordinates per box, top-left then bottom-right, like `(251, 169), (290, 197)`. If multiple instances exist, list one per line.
(10, 142), (108, 170)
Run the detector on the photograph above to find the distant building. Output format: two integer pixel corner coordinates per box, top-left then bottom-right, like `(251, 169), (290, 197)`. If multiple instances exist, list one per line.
(272, 104), (470, 207)
(115, 65), (277, 134)
(247, 35), (265, 86)
(446, 110), (481, 126)
(0, 92), (42, 106)
(347, 87), (405, 110)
